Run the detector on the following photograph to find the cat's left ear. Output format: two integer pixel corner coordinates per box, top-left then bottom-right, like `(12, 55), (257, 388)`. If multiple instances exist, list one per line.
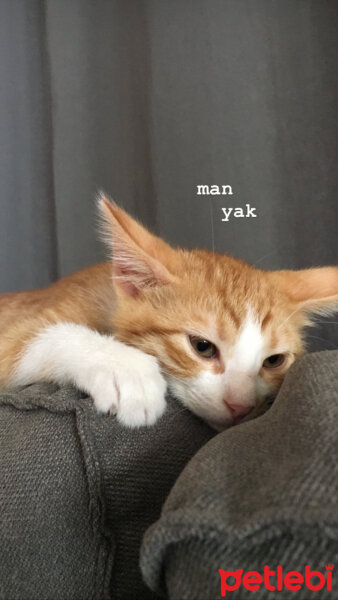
(270, 267), (338, 316)
(98, 193), (177, 297)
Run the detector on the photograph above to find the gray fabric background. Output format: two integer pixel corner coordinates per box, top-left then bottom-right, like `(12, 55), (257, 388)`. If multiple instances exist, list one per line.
(0, 383), (215, 600)
(0, 1), (337, 348)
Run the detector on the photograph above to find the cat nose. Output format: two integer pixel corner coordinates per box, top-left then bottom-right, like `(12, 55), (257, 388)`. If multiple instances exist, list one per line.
(225, 401), (252, 420)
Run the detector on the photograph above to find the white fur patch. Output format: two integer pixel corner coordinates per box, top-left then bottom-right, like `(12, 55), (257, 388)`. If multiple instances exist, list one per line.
(12, 323), (167, 427)
(228, 308), (264, 374)
(167, 369), (232, 430)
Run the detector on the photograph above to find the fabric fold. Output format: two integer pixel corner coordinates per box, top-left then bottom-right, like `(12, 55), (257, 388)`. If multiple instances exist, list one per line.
(141, 351), (338, 599)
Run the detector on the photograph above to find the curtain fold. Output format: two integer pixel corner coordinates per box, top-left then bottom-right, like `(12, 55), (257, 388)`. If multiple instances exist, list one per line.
(0, 0), (57, 291)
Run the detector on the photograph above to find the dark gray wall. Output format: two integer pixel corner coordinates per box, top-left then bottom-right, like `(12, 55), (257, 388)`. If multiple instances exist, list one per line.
(0, 1), (337, 349)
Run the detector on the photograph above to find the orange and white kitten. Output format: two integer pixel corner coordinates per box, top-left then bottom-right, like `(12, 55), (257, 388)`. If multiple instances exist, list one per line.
(0, 195), (337, 430)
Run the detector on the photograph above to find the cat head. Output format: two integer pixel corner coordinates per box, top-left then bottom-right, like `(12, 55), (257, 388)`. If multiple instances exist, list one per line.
(99, 194), (338, 430)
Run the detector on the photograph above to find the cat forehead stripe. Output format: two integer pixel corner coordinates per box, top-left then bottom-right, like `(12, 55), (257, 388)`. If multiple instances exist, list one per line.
(229, 309), (264, 372)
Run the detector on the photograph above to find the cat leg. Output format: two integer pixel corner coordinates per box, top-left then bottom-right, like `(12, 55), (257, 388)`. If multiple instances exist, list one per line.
(11, 323), (167, 427)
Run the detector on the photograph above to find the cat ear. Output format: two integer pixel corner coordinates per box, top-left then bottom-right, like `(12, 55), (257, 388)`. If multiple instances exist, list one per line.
(270, 267), (338, 316)
(98, 193), (176, 297)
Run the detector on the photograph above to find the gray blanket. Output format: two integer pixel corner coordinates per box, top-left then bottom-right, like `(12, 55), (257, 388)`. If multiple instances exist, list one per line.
(1, 352), (337, 599)
(0, 383), (214, 600)
(141, 351), (338, 599)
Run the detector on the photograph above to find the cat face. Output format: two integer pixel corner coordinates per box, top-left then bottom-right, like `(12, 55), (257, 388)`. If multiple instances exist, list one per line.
(111, 252), (305, 430)
(99, 195), (338, 430)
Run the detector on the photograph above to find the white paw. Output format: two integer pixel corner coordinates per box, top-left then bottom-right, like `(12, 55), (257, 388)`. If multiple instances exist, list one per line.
(85, 347), (167, 427)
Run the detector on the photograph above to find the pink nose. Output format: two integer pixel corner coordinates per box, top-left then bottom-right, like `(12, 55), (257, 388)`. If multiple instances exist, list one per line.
(225, 402), (252, 419)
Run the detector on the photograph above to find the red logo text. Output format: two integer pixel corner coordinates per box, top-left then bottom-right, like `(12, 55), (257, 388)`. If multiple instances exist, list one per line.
(219, 564), (334, 596)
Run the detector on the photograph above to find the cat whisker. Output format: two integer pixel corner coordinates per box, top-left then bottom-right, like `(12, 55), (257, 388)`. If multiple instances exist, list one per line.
(276, 306), (302, 331)
(166, 406), (191, 422)
(309, 320), (338, 326)
(254, 247), (285, 266)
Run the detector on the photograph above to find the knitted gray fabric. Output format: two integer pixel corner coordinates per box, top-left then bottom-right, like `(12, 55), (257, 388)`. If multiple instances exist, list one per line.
(0, 384), (214, 600)
(141, 351), (338, 599)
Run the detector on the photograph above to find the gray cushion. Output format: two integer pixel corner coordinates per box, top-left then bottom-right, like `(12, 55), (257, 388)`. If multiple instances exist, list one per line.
(0, 384), (215, 600)
(140, 351), (338, 599)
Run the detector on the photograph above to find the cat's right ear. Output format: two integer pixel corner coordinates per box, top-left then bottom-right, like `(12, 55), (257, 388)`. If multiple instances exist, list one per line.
(97, 193), (177, 297)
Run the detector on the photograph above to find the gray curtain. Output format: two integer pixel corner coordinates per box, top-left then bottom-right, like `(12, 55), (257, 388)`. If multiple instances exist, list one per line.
(0, 0), (337, 350)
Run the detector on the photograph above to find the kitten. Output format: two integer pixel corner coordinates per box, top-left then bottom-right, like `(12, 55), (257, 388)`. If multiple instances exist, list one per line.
(0, 194), (337, 430)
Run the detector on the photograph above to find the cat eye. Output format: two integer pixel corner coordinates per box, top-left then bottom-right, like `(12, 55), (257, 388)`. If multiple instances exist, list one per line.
(263, 354), (286, 369)
(189, 336), (217, 359)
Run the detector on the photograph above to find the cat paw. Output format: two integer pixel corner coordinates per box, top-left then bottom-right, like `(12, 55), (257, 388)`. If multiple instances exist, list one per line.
(87, 349), (167, 427)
